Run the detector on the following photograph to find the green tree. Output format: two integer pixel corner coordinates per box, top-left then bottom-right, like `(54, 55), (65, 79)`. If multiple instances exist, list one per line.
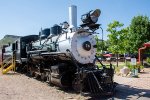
(103, 40), (110, 51)
(95, 35), (109, 52)
(107, 21), (128, 67)
(129, 15), (150, 53)
(95, 35), (101, 52)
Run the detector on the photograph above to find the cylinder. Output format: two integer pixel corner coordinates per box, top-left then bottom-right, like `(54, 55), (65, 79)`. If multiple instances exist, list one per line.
(69, 5), (77, 28)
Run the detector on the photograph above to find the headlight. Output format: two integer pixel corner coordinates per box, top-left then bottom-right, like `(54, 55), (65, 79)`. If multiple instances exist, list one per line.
(90, 9), (101, 23)
(81, 9), (101, 24)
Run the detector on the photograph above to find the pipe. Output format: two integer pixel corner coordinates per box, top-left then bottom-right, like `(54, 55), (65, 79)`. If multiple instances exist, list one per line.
(138, 46), (146, 64)
(69, 5), (77, 28)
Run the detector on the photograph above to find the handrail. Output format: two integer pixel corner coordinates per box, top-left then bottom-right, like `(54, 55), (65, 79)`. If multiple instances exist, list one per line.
(0, 56), (12, 68)
(1, 51), (16, 74)
(2, 60), (11, 68)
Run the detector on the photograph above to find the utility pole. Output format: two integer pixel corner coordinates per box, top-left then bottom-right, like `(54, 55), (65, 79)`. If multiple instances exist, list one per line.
(99, 27), (103, 53)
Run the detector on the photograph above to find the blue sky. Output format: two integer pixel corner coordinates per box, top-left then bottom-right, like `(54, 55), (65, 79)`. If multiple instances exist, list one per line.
(0, 0), (150, 40)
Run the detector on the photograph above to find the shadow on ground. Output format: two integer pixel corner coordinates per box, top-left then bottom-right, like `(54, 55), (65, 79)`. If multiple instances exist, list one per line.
(87, 84), (150, 100)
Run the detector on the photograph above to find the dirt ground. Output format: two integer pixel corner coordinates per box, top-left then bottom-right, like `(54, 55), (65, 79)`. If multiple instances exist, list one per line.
(0, 73), (87, 100)
(0, 68), (150, 100)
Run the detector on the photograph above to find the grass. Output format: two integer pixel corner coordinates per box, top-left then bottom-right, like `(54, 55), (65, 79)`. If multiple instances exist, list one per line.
(96, 61), (126, 72)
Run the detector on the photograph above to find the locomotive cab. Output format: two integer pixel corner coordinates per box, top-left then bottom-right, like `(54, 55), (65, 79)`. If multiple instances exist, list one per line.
(15, 35), (38, 63)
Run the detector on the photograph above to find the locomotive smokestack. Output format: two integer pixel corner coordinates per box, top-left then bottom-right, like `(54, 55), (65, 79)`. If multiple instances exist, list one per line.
(69, 5), (77, 28)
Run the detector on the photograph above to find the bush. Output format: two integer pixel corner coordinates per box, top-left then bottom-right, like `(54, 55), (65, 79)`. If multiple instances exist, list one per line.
(136, 63), (144, 69)
(146, 57), (150, 64)
(126, 62), (144, 70)
(126, 62), (134, 70)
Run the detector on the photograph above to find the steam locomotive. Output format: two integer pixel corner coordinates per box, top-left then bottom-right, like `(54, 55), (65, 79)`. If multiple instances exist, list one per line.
(2, 6), (115, 94)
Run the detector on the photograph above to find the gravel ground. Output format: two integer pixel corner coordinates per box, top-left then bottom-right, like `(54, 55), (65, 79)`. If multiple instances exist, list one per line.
(0, 68), (150, 100)
(0, 73), (87, 100)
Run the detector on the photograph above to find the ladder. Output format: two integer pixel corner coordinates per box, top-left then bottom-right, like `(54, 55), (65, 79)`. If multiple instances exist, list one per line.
(1, 52), (16, 74)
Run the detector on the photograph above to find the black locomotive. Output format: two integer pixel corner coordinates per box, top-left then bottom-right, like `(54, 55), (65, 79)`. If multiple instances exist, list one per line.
(1, 7), (116, 95)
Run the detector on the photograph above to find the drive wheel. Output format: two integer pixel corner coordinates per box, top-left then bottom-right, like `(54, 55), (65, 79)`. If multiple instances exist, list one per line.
(47, 71), (52, 85)
(29, 68), (35, 77)
(41, 72), (47, 81)
(72, 78), (81, 93)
